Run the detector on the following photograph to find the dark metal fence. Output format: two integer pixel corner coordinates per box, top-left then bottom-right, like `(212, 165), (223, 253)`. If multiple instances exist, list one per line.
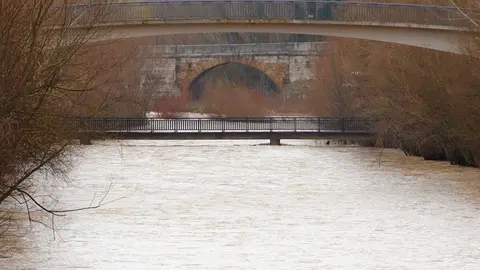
(64, 1), (472, 27)
(74, 117), (376, 133)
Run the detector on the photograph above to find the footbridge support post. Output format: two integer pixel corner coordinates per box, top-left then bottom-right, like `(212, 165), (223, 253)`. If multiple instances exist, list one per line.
(270, 138), (281, 146)
(79, 133), (92, 145)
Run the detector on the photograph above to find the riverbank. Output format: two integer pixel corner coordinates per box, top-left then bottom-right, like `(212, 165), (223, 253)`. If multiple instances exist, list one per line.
(324, 138), (478, 168)
(389, 140), (477, 168)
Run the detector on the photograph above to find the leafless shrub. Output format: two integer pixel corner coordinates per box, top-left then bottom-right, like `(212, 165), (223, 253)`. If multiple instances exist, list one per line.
(312, 2), (480, 166)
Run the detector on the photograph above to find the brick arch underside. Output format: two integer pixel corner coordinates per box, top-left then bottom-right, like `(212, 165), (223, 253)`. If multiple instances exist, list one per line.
(175, 58), (288, 92)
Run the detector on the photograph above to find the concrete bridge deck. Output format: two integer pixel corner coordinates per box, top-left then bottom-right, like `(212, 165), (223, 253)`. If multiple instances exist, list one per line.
(56, 1), (477, 53)
(76, 117), (376, 145)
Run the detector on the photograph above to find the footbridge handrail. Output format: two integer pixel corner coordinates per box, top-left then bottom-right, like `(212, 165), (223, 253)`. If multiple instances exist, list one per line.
(58, 1), (475, 28)
(74, 117), (377, 133)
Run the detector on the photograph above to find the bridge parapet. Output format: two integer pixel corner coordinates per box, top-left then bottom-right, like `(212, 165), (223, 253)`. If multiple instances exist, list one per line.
(64, 1), (472, 28)
(141, 42), (326, 58)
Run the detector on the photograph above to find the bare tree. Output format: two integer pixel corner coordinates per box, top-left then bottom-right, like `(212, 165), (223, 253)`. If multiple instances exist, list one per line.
(0, 0), (138, 251)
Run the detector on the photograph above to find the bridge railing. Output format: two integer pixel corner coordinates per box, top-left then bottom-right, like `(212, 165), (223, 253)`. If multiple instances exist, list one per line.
(144, 42), (327, 57)
(74, 117), (376, 133)
(64, 1), (472, 28)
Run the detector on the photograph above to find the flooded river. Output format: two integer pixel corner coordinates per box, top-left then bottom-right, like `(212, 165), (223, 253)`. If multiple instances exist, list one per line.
(2, 140), (480, 269)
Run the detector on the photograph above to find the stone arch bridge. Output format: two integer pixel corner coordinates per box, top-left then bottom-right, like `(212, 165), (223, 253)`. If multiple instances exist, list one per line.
(140, 42), (325, 97)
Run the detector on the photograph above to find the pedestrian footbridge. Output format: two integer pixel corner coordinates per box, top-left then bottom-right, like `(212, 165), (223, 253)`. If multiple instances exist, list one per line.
(75, 117), (376, 145)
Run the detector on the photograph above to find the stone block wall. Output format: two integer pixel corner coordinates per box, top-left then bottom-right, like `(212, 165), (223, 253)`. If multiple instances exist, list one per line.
(140, 43), (321, 96)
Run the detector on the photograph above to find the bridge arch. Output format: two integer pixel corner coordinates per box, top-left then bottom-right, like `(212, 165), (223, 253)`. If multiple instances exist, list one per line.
(176, 58), (287, 99)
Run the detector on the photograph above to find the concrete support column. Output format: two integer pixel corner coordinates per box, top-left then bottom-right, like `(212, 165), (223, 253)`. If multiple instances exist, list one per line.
(270, 138), (281, 146)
